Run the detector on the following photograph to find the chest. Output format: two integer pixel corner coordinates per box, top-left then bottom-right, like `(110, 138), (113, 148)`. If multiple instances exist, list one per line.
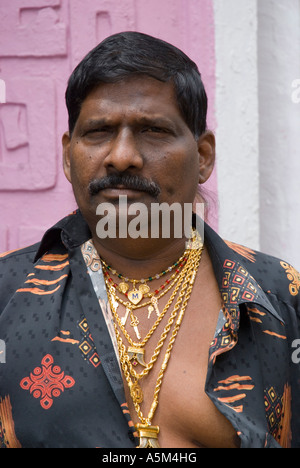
(119, 259), (239, 448)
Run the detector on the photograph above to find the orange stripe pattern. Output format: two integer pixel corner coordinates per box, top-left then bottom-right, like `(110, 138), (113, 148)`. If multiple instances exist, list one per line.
(16, 253), (69, 296)
(0, 396), (22, 448)
(214, 375), (254, 414)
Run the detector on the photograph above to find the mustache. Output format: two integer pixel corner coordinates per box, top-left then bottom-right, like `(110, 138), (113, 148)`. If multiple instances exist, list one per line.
(88, 173), (161, 198)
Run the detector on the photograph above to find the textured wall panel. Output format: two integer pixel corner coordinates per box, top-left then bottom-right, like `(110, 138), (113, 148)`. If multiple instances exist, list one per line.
(0, 77), (56, 190)
(0, 0), (67, 57)
(0, 0), (216, 253)
(69, 0), (136, 67)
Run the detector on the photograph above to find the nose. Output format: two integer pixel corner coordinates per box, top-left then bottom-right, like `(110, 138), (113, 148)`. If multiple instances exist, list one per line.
(103, 128), (144, 173)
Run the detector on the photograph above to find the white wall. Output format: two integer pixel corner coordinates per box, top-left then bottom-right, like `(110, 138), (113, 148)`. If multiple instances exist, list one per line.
(214, 0), (300, 269)
(213, 0), (260, 250)
(258, 0), (300, 269)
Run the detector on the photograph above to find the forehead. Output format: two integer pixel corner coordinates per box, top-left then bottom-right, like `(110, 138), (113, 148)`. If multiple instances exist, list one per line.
(77, 75), (185, 124)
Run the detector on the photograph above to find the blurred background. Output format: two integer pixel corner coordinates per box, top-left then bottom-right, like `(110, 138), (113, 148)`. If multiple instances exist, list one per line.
(0, 0), (299, 268)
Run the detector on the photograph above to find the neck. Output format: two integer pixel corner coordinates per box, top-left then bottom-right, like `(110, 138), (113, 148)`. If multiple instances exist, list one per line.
(91, 235), (188, 280)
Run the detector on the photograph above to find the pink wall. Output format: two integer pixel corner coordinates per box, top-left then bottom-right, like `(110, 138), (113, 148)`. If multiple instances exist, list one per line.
(0, 0), (217, 253)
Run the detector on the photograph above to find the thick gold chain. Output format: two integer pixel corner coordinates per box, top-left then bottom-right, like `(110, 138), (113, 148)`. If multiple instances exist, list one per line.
(106, 241), (203, 427)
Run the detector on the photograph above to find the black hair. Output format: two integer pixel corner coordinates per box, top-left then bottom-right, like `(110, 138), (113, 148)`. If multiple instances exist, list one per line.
(65, 31), (208, 139)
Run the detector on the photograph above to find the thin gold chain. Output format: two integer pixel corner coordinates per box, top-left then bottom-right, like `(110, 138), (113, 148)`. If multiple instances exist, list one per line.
(105, 255), (189, 349)
(103, 247), (192, 310)
(101, 249), (189, 284)
(106, 242), (203, 426)
(115, 245), (201, 382)
(112, 251), (197, 381)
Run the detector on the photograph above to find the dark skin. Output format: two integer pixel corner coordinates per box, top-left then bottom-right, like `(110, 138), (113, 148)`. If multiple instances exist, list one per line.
(62, 76), (239, 448)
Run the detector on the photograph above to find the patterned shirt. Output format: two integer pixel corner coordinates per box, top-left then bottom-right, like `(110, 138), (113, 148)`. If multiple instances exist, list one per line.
(0, 210), (300, 448)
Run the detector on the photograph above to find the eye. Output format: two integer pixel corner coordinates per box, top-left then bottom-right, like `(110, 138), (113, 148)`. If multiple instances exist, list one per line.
(144, 126), (168, 134)
(86, 126), (111, 134)
(82, 126), (113, 140)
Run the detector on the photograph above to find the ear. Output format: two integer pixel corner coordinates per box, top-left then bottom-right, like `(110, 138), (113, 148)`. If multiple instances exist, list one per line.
(62, 131), (72, 183)
(197, 131), (216, 184)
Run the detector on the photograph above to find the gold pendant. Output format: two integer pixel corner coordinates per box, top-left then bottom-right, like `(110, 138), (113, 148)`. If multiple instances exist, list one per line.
(139, 283), (150, 296)
(127, 346), (147, 367)
(151, 296), (160, 316)
(128, 287), (143, 305)
(118, 282), (129, 294)
(130, 312), (141, 340)
(147, 305), (154, 319)
(121, 306), (131, 326)
(136, 423), (160, 448)
(129, 381), (144, 404)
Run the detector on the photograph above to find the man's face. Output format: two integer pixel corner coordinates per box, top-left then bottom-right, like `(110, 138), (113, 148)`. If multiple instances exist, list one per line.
(63, 75), (214, 236)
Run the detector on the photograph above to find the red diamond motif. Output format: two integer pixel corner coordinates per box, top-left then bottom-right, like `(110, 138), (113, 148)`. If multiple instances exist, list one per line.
(20, 354), (75, 410)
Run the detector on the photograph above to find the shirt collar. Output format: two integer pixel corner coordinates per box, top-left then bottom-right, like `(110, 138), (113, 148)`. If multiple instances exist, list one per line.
(34, 210), (283, 324)
(203, 221), (284, 325)
(34, 210), (91, 262)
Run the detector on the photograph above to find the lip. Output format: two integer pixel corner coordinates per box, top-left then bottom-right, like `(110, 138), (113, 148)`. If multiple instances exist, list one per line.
(100, 186), (147, 200)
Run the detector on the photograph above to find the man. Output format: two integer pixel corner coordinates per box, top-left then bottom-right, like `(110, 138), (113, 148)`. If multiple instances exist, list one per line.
(0, 31), (300, 449)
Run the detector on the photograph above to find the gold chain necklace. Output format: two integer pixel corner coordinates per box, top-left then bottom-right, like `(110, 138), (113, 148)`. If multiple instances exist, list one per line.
(105, 259), (188, 370)
(112, 245), (201, 391)
(102, 241), (193, 344)
(104, 255), (189, 346)
(105, 237), (203, 448)
(101, 249), (188, 286)
(101, 249), (189, 309)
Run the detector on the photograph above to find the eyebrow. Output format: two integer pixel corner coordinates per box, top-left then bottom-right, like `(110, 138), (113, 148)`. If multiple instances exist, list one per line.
(82, 115), (178, 131)
(137, 116), (177, 129)
(83, 118), (112, 127)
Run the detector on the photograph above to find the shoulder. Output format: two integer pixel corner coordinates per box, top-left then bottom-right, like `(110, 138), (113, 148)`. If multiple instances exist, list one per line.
(0, 243), (40, 277)
(0, 243), (40, 276)
(0, 242), (40, 280)
(0, 243), (40, 262)
(225, 240), (300, 308)
(0, 243), (40, 311)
